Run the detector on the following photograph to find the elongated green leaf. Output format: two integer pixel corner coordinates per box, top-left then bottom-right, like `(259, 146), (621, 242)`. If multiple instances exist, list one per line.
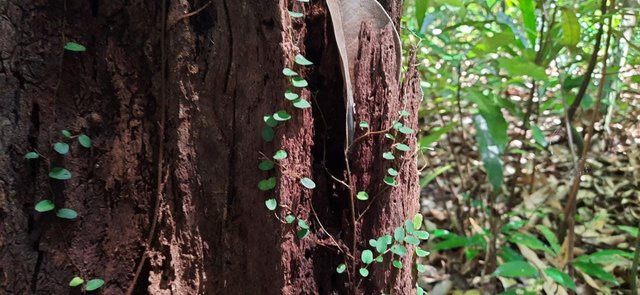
(544, 268), (576, 291)
(518, 0), (536, 47)
(56, 208), (78, 219)
(25, 151), (39, 159)
(473, 115), (503, 192)
(573, 261), (618, 285)
(35, 200), (55, 212)
(508, 232), (554, 255)
(560, 8), (580, 47)
(419, 122), (455, 148)
(64, 42), (86, 52)
(536, 225), (560, 254)
(415, 0), (428, 30)
(49, 167), (72, 180)
(494, 261), (538, 278)
(497, 57), (548, 81)
(531, 124), (548, 147)
(85, 279), (105, 291)
(419, 165), (451, 187)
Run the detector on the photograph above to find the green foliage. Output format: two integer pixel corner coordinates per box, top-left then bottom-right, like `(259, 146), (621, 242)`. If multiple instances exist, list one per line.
(49, 167), (72, 180)
(64, 42), (86, 52)
(35, 200), (55, 213)
(494, 261), (538, 278)
(85, 279), (105, 291)
(300, 177), (316, 189)
(24, 151), (39, 159)
(56, 208), (78, 220)
(544, 268), (577, 291)
(78, 134), (92, 148)
(69, 276), (84, 287)
(356, 191), (369, 201)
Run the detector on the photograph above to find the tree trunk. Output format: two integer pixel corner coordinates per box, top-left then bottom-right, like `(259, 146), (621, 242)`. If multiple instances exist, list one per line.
(0, 0), (421, 294)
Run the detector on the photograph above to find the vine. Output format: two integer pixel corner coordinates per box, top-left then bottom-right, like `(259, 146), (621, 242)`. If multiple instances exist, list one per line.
(254, 1), (430, 293)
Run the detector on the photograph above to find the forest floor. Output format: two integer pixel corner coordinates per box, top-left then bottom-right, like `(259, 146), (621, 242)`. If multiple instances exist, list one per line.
(417, 92), (640, 295)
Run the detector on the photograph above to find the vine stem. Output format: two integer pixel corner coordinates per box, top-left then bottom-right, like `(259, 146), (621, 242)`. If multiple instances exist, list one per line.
(125, 0), (168, 293)
(562, 0), (614, 281)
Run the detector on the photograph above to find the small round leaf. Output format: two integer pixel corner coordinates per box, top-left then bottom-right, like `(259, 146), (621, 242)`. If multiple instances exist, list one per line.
(356, 191), (369, 201)
(265, 199), (277, 211)
(64, 42), (86, 52)
(359, 121), (369, 129)
(284, 91), (299, 101)
(393, 260), (402, 269)
(300, 177), (316, 189)
(294, 54), (313, 66)
(288, 10), (304, 18)
(61, 130), (73, 137)
(336, 263), (346, 274)
(298, 219), (309, 230)
(35, 200), (55, 212)
(382, 152), (395, 160)
(261, 127), (274, 142)
(25, 152), (39, 159)
(285, 215), (296, 224)
(291, 77), (308, 88)
(56, 208), (78, 220)
(273, 110), (292, 121)
(258, 160), (275, 171)
(258, 177), (277, 191)
(383, 176), (397, 186)
(292, 98), (311, 109)
(282, 68), (298, 77)
(297, 228), (310, 239)
(361, 250), (373, 264)
(69, 276), (84, 287)
(54, 142), (69, 155)
(273, 150), (288, 160)
(78, 134), (92, 148)
(394, 143), (411, 152)
(387, 168), (398, 176)
(85, 279), (105, 291)
(359, 268), (369, 277)
(49, 167), (72, 180)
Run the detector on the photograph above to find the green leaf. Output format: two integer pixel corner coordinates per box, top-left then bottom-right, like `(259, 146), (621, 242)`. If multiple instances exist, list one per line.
(473, 115), (503, 192)
(356, 191), (369, 201)
(336, 263), (346, 274)
(64, 42), (86, 52)
(56, 208), (78, 220)
(24, 152), (39, 159)
(419, 122), (454, 148)
(291, 77), (308, 88)
(494, 261), (538, 278)
(419, 165), (452, 187)
(258, 177), (277, 191)
(288, 10), (304, 18)
(359, 268), (369, 277)
(416, 248), (430, 257)
(387, 168), (398, 176)
(394, 226), (405, 241)
(282, 68), (298, 77)
(417, 286), (426, 295)
(85, 279), (105, 291)
(273, 110), (292, 121)
(518, 0), (537, 47)
(294, 54), (313, 66)
(359, 121), (369, 129)
(78, 134), (92, 148)
(417, 263), (427, 273)
(383, 176), (396, 186)
(261, 126), (274, 142)
(414, 231), (430, 240)
(61, 130), (72, 137)
(297, 228), (310, 239)
(258, 160), (275, 171)
(415, 0), (428, 30)
(572, 261), (618, 285)
(560, 8), (580, 47)
(617, 225), (638, 238)
(265, 198), (277, 211)
(376, 237), (389, 253)
(273, 150), (288, 160)
(292, 98), (311, 109)
(382, 152), (395, 160)
(264, 115), (278, 127)
(284, 90), (299, 101)
(300, 177), (316, 189)
(298, 219), (309, 230)
(412, 213), (423, 230)
(398, 126), (414, 135)
(49, 167), (72, 180)
(497, 57), (548, 81)
(508, 232), (554, 255)
(390, 244), (408, 256)
(544, 268), (576, 291)
(35, 200), (55, 212)
(285, 215), (296, 224)
(433, 235), (468, 251)
(54, 142), (69, 155)
(69, 276), (84, 287)
(394, 143), (411, 152)
(404, 236), (420, 245)
(536, 225), (560, 254)
(531, 124), (548, 147)
(393, 260), (402, 269)
(361, 250), (373, 264)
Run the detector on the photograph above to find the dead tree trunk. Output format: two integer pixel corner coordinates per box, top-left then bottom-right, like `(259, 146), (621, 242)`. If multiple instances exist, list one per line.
(0, 0), (421, 294)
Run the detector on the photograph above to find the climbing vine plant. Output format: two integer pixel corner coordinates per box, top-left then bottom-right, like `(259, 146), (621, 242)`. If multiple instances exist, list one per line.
(25, 42), (105, 293)
(256, 2), (430, 294)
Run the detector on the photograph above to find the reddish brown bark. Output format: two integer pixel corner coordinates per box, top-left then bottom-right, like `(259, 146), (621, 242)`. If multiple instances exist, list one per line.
(0, 0), (420, 294)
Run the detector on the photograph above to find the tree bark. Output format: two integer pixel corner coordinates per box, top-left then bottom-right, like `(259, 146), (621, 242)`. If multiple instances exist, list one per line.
(0, 0), (421, 294)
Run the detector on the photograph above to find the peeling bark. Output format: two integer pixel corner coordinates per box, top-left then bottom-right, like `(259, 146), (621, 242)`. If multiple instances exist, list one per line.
(0, 0), (420, 294)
